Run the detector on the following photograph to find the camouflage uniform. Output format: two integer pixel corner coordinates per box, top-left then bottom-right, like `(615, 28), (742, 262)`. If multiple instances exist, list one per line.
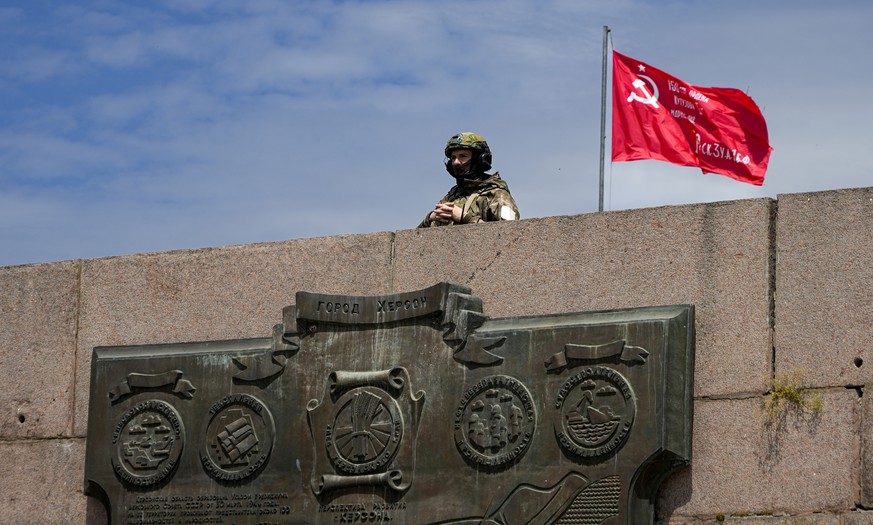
(418, 132), (520, 228)
(417, 172), (519, 227)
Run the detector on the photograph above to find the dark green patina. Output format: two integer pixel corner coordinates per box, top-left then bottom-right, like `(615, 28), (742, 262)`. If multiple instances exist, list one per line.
(85, 283), (694, 524)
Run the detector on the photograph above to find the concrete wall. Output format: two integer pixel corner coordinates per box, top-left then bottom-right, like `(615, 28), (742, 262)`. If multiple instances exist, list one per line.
(2, 186), (872, 524)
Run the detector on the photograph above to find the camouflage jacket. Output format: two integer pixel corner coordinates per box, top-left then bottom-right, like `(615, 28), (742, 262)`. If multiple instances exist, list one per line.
(417, 172), (519, 228)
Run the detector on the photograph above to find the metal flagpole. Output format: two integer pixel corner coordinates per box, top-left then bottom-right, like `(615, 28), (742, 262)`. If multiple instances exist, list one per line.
(598, 25), (610, 212)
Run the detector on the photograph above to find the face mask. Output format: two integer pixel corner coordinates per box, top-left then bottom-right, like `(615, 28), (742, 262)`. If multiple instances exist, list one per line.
(445, 152), (482, 179)
(451, 158), (479, 179)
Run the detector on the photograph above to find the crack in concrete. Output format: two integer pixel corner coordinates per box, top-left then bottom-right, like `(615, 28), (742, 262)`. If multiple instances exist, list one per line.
(464, 230), (523, 285)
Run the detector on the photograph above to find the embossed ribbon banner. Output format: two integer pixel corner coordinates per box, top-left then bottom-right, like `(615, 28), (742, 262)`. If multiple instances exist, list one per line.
(85, 283), (694, 524)
(612, 50), (772, 185)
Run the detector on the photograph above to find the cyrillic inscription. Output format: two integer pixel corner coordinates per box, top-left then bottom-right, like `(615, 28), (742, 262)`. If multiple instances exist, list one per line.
(296, 282), (457, 325)
(125, 492), (292, 524)
(316, 301), (361, 315)
(318, 501), (407, 523)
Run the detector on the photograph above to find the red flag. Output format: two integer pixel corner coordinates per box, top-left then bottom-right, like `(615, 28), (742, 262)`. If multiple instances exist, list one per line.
(611, 50), (772, 185)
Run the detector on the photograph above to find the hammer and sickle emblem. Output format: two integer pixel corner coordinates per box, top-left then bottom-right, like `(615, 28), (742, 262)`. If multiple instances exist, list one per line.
(626, 74), (659, 109)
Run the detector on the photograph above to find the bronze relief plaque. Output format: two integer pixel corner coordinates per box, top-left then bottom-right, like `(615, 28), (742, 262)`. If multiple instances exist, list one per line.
(85, 282), (693, 524)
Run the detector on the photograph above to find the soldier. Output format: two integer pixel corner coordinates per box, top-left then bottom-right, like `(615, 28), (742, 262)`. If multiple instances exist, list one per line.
(418, 132), (519, 228)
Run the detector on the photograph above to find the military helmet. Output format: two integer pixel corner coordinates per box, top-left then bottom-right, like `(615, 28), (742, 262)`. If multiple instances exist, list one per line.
(444, 132), (492, 171)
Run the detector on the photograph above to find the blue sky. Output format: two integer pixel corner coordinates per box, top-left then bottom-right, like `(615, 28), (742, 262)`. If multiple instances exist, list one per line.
(2, 0), (871, 266)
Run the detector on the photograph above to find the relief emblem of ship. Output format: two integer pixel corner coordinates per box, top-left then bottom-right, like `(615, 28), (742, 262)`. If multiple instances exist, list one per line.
(567, 382), (621, 441)
(111, 399), (185, 486)
(555, 366), (636, 458)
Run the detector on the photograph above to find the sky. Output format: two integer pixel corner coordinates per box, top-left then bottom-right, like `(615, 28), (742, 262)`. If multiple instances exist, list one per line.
(2, 0), (871, 267)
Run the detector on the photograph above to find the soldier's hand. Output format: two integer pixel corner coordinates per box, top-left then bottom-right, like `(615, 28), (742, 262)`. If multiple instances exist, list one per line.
(430, 203), (460, 223)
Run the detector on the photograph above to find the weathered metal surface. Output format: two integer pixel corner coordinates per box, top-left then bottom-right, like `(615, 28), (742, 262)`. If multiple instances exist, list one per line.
(85, 282), (694, 524)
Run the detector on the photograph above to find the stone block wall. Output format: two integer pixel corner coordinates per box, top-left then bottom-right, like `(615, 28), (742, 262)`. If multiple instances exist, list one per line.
(1, 187), (871, 524)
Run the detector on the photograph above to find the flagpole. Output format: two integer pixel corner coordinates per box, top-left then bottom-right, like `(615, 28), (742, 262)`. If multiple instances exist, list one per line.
(598, 25), (610, 212)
